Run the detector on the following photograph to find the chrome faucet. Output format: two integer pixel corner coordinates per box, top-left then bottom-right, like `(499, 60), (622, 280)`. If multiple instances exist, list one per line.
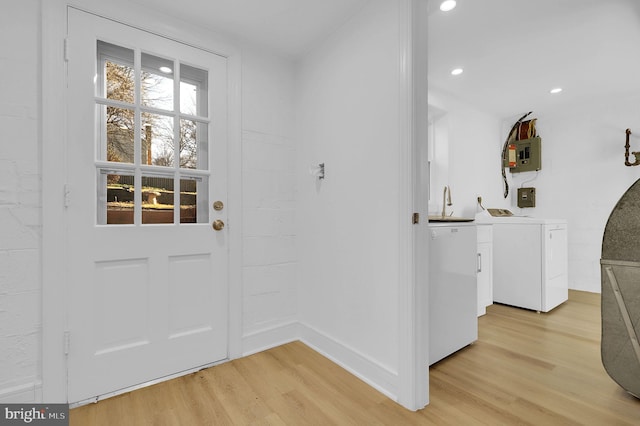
(442, 186), (453, 218)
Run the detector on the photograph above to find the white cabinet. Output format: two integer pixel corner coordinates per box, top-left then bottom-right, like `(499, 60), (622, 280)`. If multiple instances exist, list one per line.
(428, 223), (478, 365)
(476, 225), (493, 316)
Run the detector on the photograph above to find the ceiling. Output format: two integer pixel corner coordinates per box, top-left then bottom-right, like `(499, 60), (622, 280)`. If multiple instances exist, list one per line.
(128, 0), (640, 119)
(127, 0), (369, 56)
(428, 0), (640, 118)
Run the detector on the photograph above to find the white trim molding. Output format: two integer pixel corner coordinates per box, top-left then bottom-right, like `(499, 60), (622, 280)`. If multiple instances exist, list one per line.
(299, 323), (400, 402)
(396, 0), (430, 411)
(241, 321), (300, 358)
(41, 0), (69, 403)
(0, 381), (43, 404)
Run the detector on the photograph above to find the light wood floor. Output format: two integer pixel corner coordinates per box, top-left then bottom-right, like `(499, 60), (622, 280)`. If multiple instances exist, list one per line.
(70, 290), (640, 425)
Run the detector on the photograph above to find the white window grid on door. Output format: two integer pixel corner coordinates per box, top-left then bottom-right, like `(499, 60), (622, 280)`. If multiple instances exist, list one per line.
(95, 40), (211, 225)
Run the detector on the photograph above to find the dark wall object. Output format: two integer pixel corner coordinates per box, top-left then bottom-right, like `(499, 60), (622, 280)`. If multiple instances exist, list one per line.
(601, 178), (640, 398)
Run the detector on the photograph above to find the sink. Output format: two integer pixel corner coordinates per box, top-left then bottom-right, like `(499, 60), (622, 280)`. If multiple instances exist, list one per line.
(428, 216), (475, 223)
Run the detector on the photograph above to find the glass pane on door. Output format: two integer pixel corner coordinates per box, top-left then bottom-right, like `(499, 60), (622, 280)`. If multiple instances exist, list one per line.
(179, 119), (208, 170)
(141, 53), (174, 111)
(141, 113), (174, 166)
(142, 175), (175, 224)
(179, 177), (208, 224)
(179, 178), (197, 223)
(99, 171), (135, 225)
(98, 41), (135, 103)
(100, 104), (135, 164)
(180, 63), (207, 116)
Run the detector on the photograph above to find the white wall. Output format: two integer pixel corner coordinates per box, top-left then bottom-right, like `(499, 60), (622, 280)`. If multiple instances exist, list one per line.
(240, 46), (299, 353)
(296, 0), (402, 397)
(506, 94), (640, 293)
(428, 89), (504, 218)
(0, 0), (43, 403)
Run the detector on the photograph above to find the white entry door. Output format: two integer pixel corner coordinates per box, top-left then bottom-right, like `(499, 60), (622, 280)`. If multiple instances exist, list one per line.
(66, 8), (229, 403)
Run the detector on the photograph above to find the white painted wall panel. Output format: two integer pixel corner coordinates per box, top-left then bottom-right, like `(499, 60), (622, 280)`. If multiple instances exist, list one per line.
(0, 0), (42, 403)
(296, 0), (401, 384)
(427, 88), (503, 218)
(240, 47), (298, 344)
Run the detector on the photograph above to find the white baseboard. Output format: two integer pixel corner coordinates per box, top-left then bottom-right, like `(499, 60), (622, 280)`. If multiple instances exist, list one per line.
(298, 322), (399, 402)
(17, 323), (397, 406)
(241, 320), (299, 357)
(0, 381), (43, 403)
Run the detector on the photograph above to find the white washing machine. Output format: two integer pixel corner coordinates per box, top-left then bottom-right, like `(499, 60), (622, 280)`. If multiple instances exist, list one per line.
(476, 216), (568, 312)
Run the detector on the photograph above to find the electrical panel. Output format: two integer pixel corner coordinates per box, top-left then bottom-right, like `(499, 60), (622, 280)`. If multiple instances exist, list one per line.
(518, 187), (536, 208)
(504, 137), (542, 173)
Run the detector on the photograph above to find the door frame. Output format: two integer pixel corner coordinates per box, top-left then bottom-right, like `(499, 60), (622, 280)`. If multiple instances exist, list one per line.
(41, 0), (243, 402)
(396, 0), (429, 411)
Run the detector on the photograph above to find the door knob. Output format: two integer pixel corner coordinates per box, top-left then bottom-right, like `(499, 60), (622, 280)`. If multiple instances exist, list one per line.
(212, 220), (225, 231)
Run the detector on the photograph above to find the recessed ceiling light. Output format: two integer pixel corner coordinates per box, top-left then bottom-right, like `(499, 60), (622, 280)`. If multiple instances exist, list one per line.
(440, 1), (457, 12)
(451, 68), (463, 76)
(550, 87), (563, 94)
(159, 66), (173, 74)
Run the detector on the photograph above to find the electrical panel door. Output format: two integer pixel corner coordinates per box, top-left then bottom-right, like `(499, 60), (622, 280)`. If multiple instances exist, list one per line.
(509, 137), (541, 173)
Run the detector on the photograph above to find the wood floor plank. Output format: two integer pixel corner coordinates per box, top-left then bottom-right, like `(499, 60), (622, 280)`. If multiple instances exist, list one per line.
(70, 290), (640, 425)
